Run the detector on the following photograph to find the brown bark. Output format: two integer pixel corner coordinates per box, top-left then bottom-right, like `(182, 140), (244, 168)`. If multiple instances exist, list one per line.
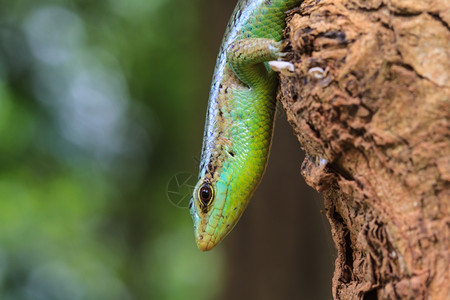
(279, 0), (450, 299)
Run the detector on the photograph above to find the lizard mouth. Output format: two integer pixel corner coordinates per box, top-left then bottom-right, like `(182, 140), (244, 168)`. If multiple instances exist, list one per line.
(194, 209), (221, 251)
(191, 202), (217, 251)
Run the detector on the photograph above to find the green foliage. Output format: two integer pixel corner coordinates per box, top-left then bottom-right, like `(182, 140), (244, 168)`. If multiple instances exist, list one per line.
(0, 0), (223, 299)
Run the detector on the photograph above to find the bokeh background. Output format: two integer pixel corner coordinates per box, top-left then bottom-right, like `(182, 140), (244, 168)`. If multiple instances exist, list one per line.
(0, 0), (334, 299)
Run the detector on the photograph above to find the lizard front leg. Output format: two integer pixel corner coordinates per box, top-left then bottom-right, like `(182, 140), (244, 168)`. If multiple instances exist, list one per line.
(226, 38), (285, 88)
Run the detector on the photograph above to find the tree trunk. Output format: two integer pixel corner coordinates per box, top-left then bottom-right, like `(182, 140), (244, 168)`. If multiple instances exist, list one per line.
(279, 0), (450, 299)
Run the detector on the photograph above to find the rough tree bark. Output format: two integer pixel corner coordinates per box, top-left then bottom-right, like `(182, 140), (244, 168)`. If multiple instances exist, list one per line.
(279, 0), (450, 299)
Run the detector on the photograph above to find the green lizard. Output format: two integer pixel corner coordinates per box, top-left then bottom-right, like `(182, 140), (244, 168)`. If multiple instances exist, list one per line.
(190, 0), (300, 251)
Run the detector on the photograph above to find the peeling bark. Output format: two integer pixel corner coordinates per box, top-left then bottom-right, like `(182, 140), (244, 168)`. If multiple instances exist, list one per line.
(279, 0), (450, 299)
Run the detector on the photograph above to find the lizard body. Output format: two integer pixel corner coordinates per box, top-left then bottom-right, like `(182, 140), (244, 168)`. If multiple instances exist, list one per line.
(190, 0), (300, 251)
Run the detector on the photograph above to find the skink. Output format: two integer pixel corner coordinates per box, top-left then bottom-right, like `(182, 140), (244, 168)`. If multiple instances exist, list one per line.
(190, 0), (300, 251)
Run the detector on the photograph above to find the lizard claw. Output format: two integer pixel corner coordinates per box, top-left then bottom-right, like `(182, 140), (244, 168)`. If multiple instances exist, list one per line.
(269, 61), (295, 76)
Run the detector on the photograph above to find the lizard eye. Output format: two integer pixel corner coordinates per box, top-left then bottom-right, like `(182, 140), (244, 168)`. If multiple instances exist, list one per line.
(199, 183), (213, 206)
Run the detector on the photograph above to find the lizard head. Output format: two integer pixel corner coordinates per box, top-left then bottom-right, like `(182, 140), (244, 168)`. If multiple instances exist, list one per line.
(189, 163), (252, 251)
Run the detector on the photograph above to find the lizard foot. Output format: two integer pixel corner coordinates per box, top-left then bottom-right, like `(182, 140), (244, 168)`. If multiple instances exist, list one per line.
(269, 61), (295, 77)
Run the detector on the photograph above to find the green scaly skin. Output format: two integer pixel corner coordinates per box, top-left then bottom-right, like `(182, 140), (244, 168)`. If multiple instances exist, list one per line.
(190, 0), (301, 251)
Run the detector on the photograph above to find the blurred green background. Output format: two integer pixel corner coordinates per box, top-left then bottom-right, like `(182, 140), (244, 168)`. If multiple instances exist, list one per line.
(0, 0), (334, 299)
